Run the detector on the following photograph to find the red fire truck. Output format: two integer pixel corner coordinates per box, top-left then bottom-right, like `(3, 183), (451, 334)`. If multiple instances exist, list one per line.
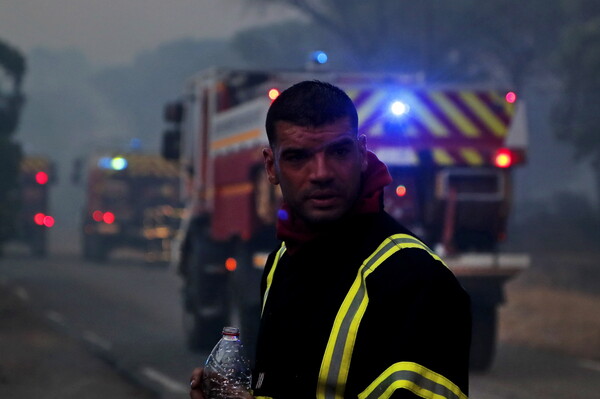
(162, 69), (530, 370)
(16, 156), (56, 256)
(80, 152), (182, 263)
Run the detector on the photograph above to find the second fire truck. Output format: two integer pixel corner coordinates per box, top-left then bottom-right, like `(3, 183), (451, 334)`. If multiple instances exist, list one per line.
(15, 155), (56, 256)
(79, 152), (182, 263)
(162, 68), (530, 370)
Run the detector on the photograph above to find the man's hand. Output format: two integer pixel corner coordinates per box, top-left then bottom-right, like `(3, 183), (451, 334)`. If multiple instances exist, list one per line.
(189, 367), (254, 399)
(189, 367), (205, 399)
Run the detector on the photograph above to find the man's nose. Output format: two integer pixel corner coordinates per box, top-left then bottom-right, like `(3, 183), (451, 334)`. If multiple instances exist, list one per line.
(309, 153), (334, 182)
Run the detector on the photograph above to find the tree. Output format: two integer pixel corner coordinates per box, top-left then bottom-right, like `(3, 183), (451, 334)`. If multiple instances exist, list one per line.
(0, 38), (26, 252)
(245, 0), (565, 87)
(553, 1), (600, 212)
(231, 21), (336, 70)
(92, 39), (244, 150)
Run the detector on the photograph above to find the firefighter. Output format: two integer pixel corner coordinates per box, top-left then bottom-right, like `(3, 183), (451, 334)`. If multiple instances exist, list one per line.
(190, 81), (471, 399)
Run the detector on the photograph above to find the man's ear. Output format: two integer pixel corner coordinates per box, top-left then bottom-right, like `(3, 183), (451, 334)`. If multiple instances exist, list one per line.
(358, 134), (368, 172)
(263, 147), (279, 185)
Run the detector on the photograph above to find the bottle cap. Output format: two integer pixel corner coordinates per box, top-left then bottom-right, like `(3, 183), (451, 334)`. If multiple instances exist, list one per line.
(222, 326), (240, 337)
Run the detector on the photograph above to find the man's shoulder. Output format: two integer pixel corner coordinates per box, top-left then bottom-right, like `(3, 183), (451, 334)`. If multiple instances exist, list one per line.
(362, 211), (423, 247)
(363, 213), (459, 283)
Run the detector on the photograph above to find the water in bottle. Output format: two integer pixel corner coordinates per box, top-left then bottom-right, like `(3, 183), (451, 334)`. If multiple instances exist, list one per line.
(202, 326), (252, 399)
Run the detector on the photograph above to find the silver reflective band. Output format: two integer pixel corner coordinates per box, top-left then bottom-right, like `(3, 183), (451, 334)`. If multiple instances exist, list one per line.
(359, 362), (468, 399)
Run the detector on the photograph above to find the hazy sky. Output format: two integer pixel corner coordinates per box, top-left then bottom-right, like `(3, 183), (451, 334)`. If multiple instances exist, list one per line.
(0, 0), (301, 67)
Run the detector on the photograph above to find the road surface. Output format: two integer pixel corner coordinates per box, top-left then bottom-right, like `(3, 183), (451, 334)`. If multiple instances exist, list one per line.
(1, 250), (598, 399)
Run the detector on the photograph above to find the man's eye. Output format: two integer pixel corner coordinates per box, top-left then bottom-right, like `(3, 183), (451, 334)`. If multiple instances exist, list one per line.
(283, 152), (308, 162)
(331, 147), (351, 157)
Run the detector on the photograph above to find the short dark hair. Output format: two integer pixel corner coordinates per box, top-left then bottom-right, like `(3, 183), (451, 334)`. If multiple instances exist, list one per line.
(265, 80), (358, 146)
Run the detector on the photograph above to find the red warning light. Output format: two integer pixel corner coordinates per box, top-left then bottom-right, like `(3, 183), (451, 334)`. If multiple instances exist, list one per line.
(43, 216), (55, 227)
(505, 91), (517, 104)
(35, 171), (49, 185)
(102, 211), (115, 224)
(395, 185), (407, 197)
(92, 210), (104, 222)
(34, 213), (45, 225)
(495, 148), (513, 168)
(268, 88), (280, 101)
(225, 257), (237, 272)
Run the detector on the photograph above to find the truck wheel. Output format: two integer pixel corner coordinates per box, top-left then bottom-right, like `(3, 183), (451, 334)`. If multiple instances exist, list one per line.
(182, 237), (228, 352)
(470, 305), (497, 372)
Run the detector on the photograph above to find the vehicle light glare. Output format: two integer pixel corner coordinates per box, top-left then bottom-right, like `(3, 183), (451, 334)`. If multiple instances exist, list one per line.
(396, 185), (407, 197)
(495, 149), (513, 168)
(103, 211), (115, 224)
(312, 51), (328, 64)
(92, 210), (103, 222)
(34, 213), (45, 225)
(43, 216), (55, 227)
(268, 88), (280, 101)
(391, 101), (409, 116)
(98, 157), (112, 169)
(35, 171), (49, 185)
(505, 91), (517, 104)
(111, 157), (128, 171)
(225, 257), (237, 272)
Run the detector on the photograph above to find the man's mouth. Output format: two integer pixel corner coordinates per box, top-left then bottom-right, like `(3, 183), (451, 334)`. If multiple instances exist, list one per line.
(307, 192), (340, 207)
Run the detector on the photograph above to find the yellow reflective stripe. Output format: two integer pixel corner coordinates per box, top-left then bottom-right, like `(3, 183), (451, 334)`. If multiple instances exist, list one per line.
(459, 148), (484, 166)
(358, 362), (468, 399)
(356, 90), (386, 129)
(430, 92), (479, 137)
(433, 149), (454, 166)
(261, 243), (286, 316)
(405, 92), (448, 137)
(459, 92), (505, 137)
(317, 235), (444, 399)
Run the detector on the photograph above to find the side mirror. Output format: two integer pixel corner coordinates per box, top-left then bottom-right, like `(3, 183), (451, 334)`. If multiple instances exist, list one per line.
(162, 129), (181, 160)
(163, 101), (184, 123)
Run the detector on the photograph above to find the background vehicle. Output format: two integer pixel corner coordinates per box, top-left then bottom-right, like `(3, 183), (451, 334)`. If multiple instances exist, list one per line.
(14, 155), (56, 256)
(162, 68), (530, 370)
(79, 152), (182, 264)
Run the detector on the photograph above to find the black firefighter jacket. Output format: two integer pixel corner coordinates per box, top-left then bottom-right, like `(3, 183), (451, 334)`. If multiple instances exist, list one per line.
(253, 211), (471, 399)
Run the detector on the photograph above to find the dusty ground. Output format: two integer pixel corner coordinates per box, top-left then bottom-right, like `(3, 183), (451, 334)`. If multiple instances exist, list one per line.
(0, 249), (597, 398)
(0, 283), (156, 399)
(498, 251), (600, 360)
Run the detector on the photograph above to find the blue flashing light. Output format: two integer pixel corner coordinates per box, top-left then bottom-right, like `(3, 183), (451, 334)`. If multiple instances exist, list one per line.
(98, 157), (112, 169)
(110, 157), (128, 171)
(312, 51), (328, 64)
(390, 100), (409, 116)
(277, 209), (289, 221)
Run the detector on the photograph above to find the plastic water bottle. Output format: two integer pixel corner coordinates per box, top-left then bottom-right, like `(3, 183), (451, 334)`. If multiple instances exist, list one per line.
(202, 326), (252, 399)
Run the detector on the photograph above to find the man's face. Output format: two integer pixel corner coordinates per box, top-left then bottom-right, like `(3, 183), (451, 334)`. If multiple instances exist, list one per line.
(263, 117), (368, 226)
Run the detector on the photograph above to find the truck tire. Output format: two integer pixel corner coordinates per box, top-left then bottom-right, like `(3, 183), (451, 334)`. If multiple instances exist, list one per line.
(182, 235), (228, 352)
(470, 305), (497, 372)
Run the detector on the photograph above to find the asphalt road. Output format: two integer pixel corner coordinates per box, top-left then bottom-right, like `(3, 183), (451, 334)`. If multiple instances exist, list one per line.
(1, 250), (599, 399)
